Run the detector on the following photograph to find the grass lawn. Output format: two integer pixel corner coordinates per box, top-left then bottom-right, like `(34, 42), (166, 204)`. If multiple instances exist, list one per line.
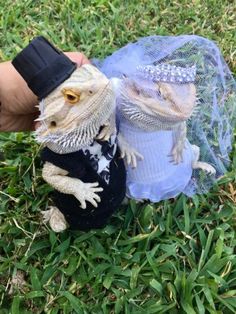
(0, 0), (236, 313)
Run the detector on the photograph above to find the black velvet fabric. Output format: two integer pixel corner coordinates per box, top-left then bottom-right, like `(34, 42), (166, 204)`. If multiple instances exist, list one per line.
(12, 36), (76, 100)
(41, 146), (126, 231)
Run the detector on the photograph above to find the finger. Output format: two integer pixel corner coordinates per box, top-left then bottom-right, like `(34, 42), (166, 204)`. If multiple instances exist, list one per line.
(88, 182), (99, 187)
(34, 121), (41, 130)
(104, 134), (110, 141)
(131, 155), (137, 168)
(171, 158), (178, 164)
(96, 134), (104, 140)
(92, 187), (103, 193)
(96, 130), (106, 140)
(64, 52), (90, 66)
(80, 200), (86, 209)
(209, 168), (215, 175)
(126, 153), (131, 165)
(88, 198), (98, 208)
(120, 151), (125, 159)
(136, 152), (144, 161)
(93, 194), (101, 203)
(41, 212), (50, 223)
(81, 56), (91, 65)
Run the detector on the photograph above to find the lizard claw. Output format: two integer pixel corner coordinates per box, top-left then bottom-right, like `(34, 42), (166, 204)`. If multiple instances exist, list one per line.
(96, 123), (116, 141)
(121, 148), (144, 168)
(192, 161), (216, 175)
(118, 133), (143, 168)
(74, 182), (103, 209)
(169, 149), (183, 164)
(41, 207), (67, 232)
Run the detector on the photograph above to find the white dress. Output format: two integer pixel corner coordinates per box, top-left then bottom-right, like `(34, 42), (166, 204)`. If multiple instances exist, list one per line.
(120, 118), (195, 202)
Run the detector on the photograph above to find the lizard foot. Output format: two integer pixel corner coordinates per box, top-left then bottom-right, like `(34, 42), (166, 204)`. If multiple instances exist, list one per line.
(121, 148), (144, 168)
(169, 145), (184, 164)
(118, 134), (144, 168)
(192, 161), (216, 175)
(41, 206), (67, 232)
(96, 123), (115, 141)
(73, 182), (103, 209)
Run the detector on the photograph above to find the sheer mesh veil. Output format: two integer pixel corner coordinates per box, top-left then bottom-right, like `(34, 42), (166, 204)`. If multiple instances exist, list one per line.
(94, 35), (236, 200)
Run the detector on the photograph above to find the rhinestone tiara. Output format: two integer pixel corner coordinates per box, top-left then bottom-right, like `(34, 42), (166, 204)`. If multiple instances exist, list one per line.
(136, 64), (196, 83)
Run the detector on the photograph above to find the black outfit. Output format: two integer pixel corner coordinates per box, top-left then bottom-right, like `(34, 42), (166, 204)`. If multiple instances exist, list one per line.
(41, 145), (126, 231)
(11, 36), (127, 231)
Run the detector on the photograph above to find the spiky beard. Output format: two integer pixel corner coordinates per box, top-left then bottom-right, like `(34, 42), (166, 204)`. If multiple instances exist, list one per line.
(35, 86), (115, 154)
(119, 94), (183, 131)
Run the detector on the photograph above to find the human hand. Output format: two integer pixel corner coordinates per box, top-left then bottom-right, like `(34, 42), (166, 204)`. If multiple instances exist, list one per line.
(0, 52), (90, 132)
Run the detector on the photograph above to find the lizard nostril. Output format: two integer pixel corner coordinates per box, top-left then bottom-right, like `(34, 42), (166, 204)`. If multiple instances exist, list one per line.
(50, 121), (57, 127)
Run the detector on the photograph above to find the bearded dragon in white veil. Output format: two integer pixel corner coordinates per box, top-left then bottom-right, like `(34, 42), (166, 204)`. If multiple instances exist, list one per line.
(115, 64), (216, 201)
(35, 64), (126, 231)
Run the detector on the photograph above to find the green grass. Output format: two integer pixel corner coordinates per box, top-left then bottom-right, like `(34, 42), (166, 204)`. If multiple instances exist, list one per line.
(0, 1), (236, 313)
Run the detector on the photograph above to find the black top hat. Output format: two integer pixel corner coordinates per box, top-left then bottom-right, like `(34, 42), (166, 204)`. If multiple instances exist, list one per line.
(12, 36), (77, 100)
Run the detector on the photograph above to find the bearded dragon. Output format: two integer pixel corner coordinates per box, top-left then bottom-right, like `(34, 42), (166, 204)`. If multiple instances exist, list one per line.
(35, 64), (126, 231)
(116, 64), (215, 201)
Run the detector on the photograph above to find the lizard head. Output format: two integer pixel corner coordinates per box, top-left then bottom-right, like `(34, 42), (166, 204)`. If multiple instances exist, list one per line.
(35, 64), (115, 152)
(120, 64), (196, 130)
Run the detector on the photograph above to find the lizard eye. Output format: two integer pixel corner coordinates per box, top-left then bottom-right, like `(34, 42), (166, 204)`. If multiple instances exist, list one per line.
(50, 121), (57, 127)
(62, 89), (80, 104)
